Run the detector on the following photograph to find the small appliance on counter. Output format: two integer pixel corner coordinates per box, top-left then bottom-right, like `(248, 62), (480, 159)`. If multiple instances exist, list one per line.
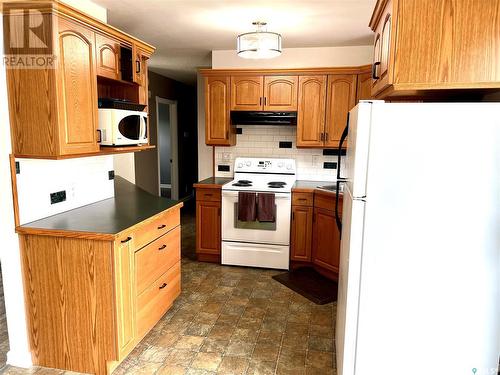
(97, 98), (148, 146)
(221, 157), (297, 270)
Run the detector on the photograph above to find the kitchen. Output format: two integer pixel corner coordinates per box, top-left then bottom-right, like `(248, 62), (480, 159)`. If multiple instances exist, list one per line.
(0, 1), (499, 375)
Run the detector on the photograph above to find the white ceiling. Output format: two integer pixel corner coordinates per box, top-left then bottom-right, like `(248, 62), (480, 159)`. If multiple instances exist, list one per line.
(94, 0), (376, 85)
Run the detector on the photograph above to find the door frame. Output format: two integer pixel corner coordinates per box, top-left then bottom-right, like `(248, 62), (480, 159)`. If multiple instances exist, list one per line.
(155, 96), (179, 200)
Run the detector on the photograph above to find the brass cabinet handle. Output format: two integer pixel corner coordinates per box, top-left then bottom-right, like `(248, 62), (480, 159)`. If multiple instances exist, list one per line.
(159, 283), (167, 290)
(121, 236), (132, 243)
(158, 244), (167, 250)
(157, 224), (166, 230)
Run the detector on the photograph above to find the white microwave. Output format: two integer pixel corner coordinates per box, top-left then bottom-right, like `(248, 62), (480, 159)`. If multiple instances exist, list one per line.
(97, 108), (148, 146)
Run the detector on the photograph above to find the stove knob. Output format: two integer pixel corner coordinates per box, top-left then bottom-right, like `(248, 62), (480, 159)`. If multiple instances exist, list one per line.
(237, 162), (243, 168)
(286, 164), (293, 170)
(245, 161), (251, 167)
(278, 162), (284, 168)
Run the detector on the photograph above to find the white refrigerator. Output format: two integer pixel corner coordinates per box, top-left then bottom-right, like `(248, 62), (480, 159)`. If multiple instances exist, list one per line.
(336, 101), (500, 375)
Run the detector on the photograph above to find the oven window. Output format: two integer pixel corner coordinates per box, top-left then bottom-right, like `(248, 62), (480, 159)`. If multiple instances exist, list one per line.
(234, 203), (277, 231)
(118, 115), (141, 140)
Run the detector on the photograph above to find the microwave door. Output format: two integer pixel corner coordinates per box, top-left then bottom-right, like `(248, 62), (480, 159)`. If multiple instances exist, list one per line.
(139, 116), (148, 143)
(118, 114), (141, 143)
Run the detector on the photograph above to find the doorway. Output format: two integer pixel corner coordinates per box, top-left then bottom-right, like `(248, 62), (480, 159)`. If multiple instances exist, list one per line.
(156, 97), (179, 200)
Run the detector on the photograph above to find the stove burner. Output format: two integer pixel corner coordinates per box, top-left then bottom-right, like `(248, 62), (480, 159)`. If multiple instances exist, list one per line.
(268, 181), (287, 188)
(232, 179), (253, 187)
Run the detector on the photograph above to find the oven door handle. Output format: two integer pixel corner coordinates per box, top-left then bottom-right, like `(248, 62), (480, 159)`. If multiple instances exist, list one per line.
(222, 191), (291, 200)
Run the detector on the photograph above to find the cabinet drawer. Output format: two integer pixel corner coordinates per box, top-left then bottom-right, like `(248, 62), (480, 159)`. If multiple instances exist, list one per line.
(136, 262), (180, 338)
(196, 188), (221, 202)
(134, 208), (180, 249)
(136, 226), (180, 295)
(292, 192), (313, 206)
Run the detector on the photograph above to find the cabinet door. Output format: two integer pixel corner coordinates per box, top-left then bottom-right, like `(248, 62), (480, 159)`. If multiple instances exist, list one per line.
(56, 18), (99, 155)
(297, 75), (327, 147)
(290, 205), (313, 261)
(325, 75), (357, 148)
(205, 76), (234, 146)
(132, 45), (149, 106)
(231, 76), (264, 110)
(196, 200), (221, 254)
(356, 72), (372, 103)
(95, 33), (120, 80)
(264, 76), (298, 111)
(372, 0), (393, 96)
(312, 207), (340, 273)
(114, 237), (136, 359)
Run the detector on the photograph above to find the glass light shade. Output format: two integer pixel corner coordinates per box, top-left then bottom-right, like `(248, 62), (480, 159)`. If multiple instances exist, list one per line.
(237, 31), (282, 59)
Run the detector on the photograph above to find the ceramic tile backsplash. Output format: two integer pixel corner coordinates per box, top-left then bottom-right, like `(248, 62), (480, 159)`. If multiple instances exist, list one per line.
(215, 125), (343, 181)
(16, 156), (115, 225)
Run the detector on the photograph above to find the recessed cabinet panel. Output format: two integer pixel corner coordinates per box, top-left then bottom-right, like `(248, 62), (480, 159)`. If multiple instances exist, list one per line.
(297, 75), (327, 147)
(291, 205), (313, 261)
(264, 76), (298, 111)
(231, 76), (264, 110)
(205, 76), (234, 146)
(196, 200), (221, 254)
(56, 18), (99, 155)
(312, 207), (340, 273)
(96, 33), (120, 80)
(325, 75), (357, 148)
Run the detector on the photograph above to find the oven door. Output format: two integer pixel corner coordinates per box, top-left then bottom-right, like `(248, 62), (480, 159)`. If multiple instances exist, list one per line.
(222, 190), (291, 245)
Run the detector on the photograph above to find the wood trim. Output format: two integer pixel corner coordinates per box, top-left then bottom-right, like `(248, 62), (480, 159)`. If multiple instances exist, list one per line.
(9, 155), (20, 227)
(200, 65), (373, 77)
(369, 0), (391, 29)
(2, 1), (155, 54)
(196, 253), (221, 263)
(193, 182), (224, 189)
(14, 145), (156, 160)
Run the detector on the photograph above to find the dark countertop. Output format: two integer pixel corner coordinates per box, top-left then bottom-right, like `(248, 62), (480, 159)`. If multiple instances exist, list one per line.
(292, 180), (343, 195)
(18, 176), (182, 237)
(193, 177), (232, 189)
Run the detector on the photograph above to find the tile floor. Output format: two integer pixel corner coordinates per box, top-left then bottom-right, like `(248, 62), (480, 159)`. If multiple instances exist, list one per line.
(0, 208), (337, 375)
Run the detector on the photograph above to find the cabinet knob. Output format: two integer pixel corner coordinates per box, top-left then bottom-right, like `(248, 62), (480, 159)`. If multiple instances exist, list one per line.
(159, 282), (167, 290)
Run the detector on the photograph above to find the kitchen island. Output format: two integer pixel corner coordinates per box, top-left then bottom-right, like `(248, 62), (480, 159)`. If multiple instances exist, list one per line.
(16, 177), (183, 375)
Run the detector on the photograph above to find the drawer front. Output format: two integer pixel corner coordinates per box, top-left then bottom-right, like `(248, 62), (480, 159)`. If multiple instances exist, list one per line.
(292, 192), (313, 206)
(136, 226), (180, 295)
(134, 207), (180, 249)
(196, 188), (221, 202)
(136, 262), (181, 338)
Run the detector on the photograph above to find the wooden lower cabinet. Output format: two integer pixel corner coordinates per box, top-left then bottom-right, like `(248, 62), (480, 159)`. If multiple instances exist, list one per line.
(19, 205), (182, 375)
(196, 187), (222, 262)
(290, 191), (342, 279)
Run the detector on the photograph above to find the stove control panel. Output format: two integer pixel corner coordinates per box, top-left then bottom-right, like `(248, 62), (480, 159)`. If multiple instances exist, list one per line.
(233, 157), (296, 174)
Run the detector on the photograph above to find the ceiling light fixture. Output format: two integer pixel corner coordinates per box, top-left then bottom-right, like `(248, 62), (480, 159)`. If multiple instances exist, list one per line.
(237, 21), (282, 59)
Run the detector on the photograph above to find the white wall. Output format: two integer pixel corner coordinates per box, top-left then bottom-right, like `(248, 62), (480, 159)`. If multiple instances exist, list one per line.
(113, 153), (136, 184)
(0, 0), (109, 368)
(198, 46), (372, 179)
(212, 45), (373, 69)
(61, 0), (107, 22)
(16, 156), (114, 225)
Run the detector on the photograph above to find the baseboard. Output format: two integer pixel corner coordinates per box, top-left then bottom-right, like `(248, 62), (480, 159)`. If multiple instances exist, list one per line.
(7, 349), (33, 368)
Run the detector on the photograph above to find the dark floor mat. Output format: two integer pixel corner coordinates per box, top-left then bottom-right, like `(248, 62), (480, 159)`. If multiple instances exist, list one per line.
(272, 267), (338, 305)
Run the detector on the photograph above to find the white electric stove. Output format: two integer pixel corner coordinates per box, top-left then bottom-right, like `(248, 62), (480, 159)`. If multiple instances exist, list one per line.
(221, 157), (296, 270)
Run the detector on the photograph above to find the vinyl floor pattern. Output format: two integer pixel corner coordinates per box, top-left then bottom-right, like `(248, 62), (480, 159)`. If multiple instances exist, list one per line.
(0, 209), (337, 375)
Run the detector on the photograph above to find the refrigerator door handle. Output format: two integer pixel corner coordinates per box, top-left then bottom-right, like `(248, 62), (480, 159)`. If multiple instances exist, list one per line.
(335, 180), (343, 237)
(337, 113), (349, 181)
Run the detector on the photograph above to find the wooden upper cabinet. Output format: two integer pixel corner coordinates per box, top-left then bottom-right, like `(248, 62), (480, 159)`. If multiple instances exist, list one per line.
(264, 76), (298, 111)
(56, 17), (99, 156)
(205, 76), (234, 146)
(231, 76), (264, 110)
(356, 72), (372, 103)
(297, 75), (327, 147)
(325, 75), (356, 148)
(95, 33), (120, 80)
(369, 0), (500, 98)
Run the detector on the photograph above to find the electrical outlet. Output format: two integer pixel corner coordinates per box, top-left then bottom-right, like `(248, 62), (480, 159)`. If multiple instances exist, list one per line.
(15, 161), (20, 174)
(218, 165), (230, 172)
(222, 153), (231, 161)
(50, 190), (66, 204)
(323, 162), (337, 169)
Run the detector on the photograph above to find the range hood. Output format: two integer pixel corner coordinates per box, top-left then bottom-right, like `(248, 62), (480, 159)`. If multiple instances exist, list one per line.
(230, 111), (297, 126)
